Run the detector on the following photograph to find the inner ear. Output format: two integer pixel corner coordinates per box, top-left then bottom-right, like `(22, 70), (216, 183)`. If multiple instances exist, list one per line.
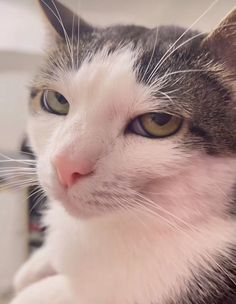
(202, 9), (236, 69)
(38, 0), (93, 39)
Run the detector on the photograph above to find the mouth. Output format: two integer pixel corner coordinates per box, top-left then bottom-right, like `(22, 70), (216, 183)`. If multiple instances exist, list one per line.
(41, 168), (139, 219)
(63, 197), (117, 219)
(48, 184), (117, 219)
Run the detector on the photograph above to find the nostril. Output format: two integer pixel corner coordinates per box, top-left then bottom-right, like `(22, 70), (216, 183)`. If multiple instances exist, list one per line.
(55, 168), (82, 188)
(71, 172), (81, 184)
(65, 172), (81, 188)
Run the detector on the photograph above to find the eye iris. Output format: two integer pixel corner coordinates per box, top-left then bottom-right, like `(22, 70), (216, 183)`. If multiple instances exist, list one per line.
(41, 90), (69, 115)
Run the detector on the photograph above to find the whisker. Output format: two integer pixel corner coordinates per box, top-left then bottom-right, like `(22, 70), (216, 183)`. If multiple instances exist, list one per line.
(134, 198), (191, 236)
(76, 2), (81, 70)
(40, 0), (73, 67)
(51, 0), (74, 63)
(26, 186), (43, 201)
(0, 164), (35, 173)
(135, 192), (199, 231)
(71, 12), (75, 70)
(0, 159), (35, 164)
(0, 172), (37, 179)
(157, 90), (176, 103)
(0, 178), (38, 190)
(147, 0), (219, 84)
(140, 27), (159, 83)
(0, 152), (36, 166)
(155, 69), (207, 86)
(131, 191), (236, 285)
(147, 33), (205, 85)
(30, 190), (47, 214)
(20, 151), (35, 157)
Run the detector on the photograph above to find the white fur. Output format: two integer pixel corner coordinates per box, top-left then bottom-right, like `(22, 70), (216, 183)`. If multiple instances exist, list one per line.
(11, 275), (76, 304)
(12, 48), (236, 303)
(14, 247), (56, 293)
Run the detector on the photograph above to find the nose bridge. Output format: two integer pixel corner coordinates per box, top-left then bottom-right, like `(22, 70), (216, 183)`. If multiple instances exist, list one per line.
(78, 121), (106, 155)
(72, 135), (102, 166)
(55, 122), (106, 167)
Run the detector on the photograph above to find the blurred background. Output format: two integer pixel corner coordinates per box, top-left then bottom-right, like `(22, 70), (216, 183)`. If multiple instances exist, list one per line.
(0, 0), (235, 302)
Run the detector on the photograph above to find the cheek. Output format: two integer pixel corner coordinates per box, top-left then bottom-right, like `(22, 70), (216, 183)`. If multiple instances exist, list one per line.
(37, 151), (66, 202)
(143, 156), (236, 223)
(27, 116), (60, 155)
(27, 117), (65, 196)
(118, 139), (190, 178)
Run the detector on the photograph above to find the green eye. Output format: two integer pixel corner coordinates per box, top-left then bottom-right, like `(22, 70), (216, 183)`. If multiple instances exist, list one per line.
(129, 112), (183, 138)
(41, 90), (69, 115)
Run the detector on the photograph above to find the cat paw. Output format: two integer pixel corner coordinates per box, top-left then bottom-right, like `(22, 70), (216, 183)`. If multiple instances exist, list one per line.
(11, 275), (76, 304)
(13, 247), (56, 292)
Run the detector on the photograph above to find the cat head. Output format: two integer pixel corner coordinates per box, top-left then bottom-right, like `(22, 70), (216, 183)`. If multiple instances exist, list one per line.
(28, 0), (236, 224)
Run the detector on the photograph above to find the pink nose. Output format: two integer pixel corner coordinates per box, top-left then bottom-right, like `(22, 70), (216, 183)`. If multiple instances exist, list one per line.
(53, 154), (93, 188)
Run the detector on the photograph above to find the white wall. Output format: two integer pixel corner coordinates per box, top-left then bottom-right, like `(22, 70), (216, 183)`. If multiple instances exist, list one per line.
(0, 65), (36, 151)
(0, 190), (28, 295)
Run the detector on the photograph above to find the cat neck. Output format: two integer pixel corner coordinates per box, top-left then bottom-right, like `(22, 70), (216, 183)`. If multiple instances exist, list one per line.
(46, 204), (236, 304)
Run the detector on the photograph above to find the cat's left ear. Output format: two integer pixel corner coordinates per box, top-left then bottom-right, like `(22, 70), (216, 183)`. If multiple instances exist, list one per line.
(202, 9), (236, 69)
(38, 0), (93, 39)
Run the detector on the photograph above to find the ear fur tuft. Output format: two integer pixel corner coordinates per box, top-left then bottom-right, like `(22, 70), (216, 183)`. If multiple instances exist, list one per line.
(38, 0), (93, 39)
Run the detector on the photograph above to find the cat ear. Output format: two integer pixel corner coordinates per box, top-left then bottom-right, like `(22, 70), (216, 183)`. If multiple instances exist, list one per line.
(202, 9), (236, 68)
(38, 0), (93, 39)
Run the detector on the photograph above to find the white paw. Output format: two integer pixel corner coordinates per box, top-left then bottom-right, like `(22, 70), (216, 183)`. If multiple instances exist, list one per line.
(11, 275), (76, 304)
(14, 247), (56, 292)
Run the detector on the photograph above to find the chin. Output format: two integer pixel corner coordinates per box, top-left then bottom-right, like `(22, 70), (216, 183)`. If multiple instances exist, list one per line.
(52, 191), (114, 219)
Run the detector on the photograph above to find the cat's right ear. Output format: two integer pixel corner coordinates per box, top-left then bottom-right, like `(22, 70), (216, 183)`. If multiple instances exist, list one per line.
(38, 0), (93, 39)
(202, 8), (236, 71)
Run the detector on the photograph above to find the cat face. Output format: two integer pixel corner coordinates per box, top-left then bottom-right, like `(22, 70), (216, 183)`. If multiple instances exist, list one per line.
(28, 0), (236, 222)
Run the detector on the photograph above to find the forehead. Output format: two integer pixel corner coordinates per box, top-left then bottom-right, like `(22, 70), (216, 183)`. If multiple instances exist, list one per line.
(43, 24), (204, 83)
(53, 48), (157, 121)
(40, 26), (207, 118)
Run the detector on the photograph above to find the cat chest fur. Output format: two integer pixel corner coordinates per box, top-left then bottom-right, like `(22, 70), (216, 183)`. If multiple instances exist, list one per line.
(46, 204), (236, 304)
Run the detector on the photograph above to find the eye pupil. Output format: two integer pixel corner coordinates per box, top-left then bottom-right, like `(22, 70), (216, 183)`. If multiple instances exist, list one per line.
(55, 92), (67, 105)
(151, 113), (171, 126)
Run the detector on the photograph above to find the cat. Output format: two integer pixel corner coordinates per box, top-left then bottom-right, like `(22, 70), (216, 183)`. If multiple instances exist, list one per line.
(10, 0), (236, 303)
